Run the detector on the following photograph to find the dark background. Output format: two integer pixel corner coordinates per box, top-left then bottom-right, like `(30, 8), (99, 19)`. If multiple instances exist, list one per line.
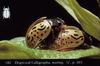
(0, 0), (99, 40)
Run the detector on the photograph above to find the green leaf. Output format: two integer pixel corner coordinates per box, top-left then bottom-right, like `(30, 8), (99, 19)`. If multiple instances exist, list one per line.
(10, 37), (27, 47)
(0, 37), (100, 59)
(55, 0), (100, 41)
(55, 0), (79, 23)
(29, 46), (100, 59)
(0, 40), (37, 59)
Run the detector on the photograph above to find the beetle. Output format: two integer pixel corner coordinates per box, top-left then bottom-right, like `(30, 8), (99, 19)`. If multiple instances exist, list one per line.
(26, 17), (64, 48)
(3, 6), (10, 19)
(26, 17), (85, 51)
(49, 25), (85, 51)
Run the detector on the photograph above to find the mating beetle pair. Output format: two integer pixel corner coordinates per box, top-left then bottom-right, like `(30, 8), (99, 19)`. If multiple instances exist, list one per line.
(26, 17), (86, 51)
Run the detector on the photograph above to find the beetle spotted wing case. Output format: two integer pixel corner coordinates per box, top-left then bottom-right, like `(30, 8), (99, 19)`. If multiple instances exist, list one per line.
(49, 25), (85, 51)
(26, 17), (52, 48)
